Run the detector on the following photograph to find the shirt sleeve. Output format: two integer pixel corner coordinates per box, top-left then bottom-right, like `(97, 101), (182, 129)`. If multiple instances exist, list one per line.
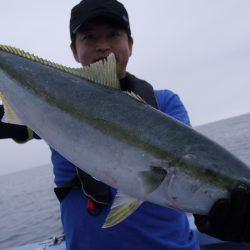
(154, 89), (191, 126)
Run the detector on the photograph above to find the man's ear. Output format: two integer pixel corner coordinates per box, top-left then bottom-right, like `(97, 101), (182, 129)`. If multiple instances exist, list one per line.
(128, 36), (133, 57)
(70, 42), (80, 63)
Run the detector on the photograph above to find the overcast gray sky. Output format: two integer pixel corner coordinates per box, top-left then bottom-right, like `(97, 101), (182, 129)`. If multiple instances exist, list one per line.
(0, 0), (250, 176)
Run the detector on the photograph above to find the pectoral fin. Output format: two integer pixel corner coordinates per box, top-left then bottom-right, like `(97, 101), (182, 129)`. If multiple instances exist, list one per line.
(0, 92), (23, 125)
(139, 167), (167, 194)
(102, 191), (142, 228)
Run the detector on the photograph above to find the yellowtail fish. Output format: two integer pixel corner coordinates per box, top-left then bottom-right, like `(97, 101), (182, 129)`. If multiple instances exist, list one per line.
(0, 44), (250, 228)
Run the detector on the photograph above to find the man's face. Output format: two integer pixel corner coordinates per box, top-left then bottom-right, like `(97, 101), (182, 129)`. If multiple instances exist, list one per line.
(71, 19), (133, 79)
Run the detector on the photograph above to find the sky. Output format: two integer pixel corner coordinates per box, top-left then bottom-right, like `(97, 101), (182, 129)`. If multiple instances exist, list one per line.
(0, 0), (250, 176)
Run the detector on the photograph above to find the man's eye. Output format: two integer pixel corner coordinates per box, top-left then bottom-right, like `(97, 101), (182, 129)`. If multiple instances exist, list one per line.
(80, 34), (94, 41)
(110, 32), (120, 38)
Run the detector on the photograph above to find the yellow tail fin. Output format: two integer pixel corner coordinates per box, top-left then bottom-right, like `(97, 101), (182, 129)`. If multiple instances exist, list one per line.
(0, 92), (23, 125)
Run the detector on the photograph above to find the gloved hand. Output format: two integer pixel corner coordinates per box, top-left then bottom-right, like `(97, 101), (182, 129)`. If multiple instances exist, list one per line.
(194, 183), (250, 242)
(0, 104), (32, 142)
(0, 104), (4, 120)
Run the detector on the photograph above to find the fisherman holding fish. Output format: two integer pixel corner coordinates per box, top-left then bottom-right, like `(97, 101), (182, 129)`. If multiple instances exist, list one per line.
(1, 0), (250, 249)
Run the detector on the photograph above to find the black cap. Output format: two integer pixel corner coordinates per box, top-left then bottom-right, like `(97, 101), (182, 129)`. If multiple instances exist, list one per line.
(70, 0), (131, 40)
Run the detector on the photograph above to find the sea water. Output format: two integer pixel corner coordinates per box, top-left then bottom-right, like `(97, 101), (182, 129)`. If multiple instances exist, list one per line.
(0, 165), (62, 250)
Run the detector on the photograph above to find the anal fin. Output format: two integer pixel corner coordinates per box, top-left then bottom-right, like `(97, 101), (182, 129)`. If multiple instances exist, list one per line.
(102, 191), (142, 228)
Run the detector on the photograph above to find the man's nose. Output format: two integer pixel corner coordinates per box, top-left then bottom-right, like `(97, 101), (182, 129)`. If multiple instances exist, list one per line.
(95, 39), (111, 53)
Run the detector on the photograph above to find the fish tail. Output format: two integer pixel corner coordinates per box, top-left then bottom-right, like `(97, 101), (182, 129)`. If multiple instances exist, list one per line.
(0, 92), (23, 125)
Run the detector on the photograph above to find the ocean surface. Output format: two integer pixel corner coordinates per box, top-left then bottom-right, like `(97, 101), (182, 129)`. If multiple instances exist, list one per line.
(0, 113), (250, 250)
(0, 165), (62, 250)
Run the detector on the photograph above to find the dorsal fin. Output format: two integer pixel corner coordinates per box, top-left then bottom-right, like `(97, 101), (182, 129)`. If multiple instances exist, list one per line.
(125, 91), (147, 104)
(0, 44), (120, 89)
(75, 54), (120, 89)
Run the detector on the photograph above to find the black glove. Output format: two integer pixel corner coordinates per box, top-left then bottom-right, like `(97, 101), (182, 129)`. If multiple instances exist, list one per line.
(0, 104), (4, 120)
(0, 104), (30, 141)
(194, 183), (250, 242)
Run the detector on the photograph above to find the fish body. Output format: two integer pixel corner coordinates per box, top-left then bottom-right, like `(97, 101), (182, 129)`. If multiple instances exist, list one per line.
(0, 45), (250, 227)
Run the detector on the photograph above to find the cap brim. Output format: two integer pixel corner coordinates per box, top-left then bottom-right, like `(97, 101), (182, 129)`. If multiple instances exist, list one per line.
(73, 11), (129, 35)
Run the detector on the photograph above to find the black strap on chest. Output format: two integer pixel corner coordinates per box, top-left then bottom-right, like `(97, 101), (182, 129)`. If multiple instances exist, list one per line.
(54, 73), (158, 214)
(54, 168), (112, 215)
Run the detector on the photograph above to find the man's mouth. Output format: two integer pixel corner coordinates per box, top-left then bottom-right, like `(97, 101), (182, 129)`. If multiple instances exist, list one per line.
(94, 56), (109, 63)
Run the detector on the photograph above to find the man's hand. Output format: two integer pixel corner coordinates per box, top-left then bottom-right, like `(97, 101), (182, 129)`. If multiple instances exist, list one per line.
(0, 104), (33, 142)
(194, 183), (250, 242)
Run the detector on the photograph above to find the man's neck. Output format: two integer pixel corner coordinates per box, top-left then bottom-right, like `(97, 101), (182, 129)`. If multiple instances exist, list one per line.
(119, 75), (128, 91)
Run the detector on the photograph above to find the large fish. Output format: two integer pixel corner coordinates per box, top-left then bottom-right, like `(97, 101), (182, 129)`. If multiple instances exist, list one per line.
(0, 44), (250, 228)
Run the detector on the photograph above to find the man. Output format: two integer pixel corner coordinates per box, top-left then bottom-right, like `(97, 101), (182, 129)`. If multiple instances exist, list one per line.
(1, 0), (250, 249)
